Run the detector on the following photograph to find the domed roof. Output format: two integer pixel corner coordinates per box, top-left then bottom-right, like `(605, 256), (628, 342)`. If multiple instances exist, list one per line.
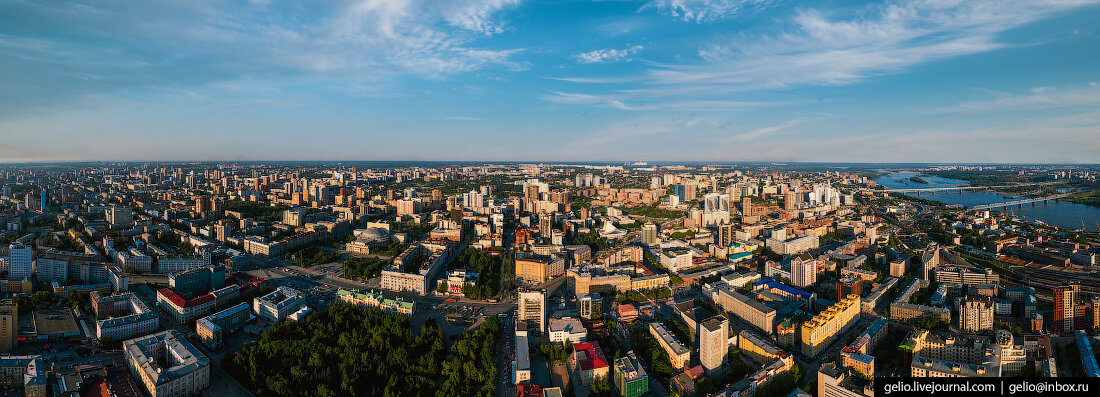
(354, 227), (390, 240)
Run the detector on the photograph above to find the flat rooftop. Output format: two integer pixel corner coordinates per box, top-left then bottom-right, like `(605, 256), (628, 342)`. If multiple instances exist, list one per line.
(34, 308), (81, 337)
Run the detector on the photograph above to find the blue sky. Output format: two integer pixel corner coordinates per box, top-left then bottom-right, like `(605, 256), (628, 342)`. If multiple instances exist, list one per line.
(1, 0), (1099, 163)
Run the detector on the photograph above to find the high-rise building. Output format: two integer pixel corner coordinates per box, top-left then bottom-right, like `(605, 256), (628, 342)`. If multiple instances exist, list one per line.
(0, 300), (15, 353)
(283, 208), (306, 227)
(791, 255), (817, 288)
(702, 193), (730, 227)
(699, 316), (729, 373)
(1054, 282), (1080, 334)
(7, 243), (32, 281)
(957, 296), (995, 333)
(518, 290), (546, 333)
(106, 206), (133, 227)
(642, 223), (658, 246)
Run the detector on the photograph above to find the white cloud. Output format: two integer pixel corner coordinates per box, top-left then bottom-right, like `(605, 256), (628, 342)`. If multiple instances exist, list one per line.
(942, 82), (1100, 113)
(553, 0), (1100, 111)
(445, 116), (482, 120)
(641, 0), (776, 23)
(573, 46), (644, 64)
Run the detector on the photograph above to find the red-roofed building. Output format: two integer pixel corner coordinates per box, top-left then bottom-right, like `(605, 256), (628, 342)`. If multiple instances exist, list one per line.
(157, 288), (216, 323)
(570, 341), (609, 386)
(515, 384), (542, 397)
(617, 304), (638, 322)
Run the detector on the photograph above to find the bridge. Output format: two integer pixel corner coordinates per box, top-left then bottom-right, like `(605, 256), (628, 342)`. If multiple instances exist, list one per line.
(970, 192), (1074, 210)
(862, 182), (1059, 194)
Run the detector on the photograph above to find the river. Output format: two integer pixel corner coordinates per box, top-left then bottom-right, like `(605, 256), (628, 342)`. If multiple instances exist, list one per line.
(872, 171), (1100, 232)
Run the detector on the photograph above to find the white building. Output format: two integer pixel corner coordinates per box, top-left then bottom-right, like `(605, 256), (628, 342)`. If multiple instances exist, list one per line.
(548, 318), (588, 344)
(124, 330), (210, 397)
(6, 243), (32, 281)
(253, 286), (305, 323)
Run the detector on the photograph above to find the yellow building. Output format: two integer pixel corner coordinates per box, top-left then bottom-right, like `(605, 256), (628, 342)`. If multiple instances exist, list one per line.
(0, 300), (15, 353)
(801, 294), (860, 357)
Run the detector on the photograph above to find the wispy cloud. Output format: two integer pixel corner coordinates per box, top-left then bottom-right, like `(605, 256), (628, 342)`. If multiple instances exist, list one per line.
(0, 0), (526, 113)
(726, 119), (801, 141)
(445, 116), (483, 120)
(641, 0), (777, 23)
(542, 91), (772, 111)
(573, 46), (644, 64)
(940, 82), (1100, 113)
(553, 0), (1100, 111)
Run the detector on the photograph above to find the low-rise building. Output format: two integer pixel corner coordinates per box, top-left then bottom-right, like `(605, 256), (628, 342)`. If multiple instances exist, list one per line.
(648, 322), (690, 370)
(547, 318), (587, 344)
(336, 289), (415, 316)
(92, 292), (159, 341)
(195, 303), (250, 348)
(613, 350), (648, 397)
(253, 286), (305, 322)
(124, 330), (210, 397)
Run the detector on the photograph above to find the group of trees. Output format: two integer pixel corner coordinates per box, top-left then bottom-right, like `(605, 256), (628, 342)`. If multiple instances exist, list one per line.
(451, 248), (509, 300)
(342, 256), (392, 280)
(224, 302), (500, 397)
(628, 327), (677, 386)
(291, 246), (342, 267)
(222, 200), (290, 223)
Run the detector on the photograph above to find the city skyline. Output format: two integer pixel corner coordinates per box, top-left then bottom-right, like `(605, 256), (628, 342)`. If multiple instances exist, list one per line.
(2, 0), (1100, 163)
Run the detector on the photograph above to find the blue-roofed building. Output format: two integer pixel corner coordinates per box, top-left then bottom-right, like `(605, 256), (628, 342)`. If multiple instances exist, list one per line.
(1076, 330), (1100, 378)
(754, 278), (814, 302)
(196, 302), (251, 348)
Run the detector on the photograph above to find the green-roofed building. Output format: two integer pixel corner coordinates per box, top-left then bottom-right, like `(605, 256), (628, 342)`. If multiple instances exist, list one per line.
(337, 288), (415, 316)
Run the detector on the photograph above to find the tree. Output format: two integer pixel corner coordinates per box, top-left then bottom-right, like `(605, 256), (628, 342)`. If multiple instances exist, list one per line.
(590, 377), (612, 397)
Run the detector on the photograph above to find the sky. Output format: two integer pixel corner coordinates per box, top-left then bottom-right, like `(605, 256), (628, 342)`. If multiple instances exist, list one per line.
(1, 0), (1099, 163)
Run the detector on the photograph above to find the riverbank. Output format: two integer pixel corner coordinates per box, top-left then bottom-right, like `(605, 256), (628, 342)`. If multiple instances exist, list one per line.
(1059, 190), (1100, 208)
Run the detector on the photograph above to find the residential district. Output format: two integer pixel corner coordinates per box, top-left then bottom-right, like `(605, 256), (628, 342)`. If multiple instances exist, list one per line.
(0, 162), (1098, 397)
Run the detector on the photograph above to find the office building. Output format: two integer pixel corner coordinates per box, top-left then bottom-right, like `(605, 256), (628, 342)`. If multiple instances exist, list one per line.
(641, 223), (658, 246)
(92, 292), (159, 341)
(0, 300), (14, 353)
(613, 351), (649, 397)
(570, 341), (609, 387)
(515, 257), (566, 284)
(106, 206), (133, 227)
(801, 294), (860, 357)
(702, 193), (730, 227)
(712, 286), (776, 334)
(518, 290), (546, 333)
(699, 316), (729, 373)
(0, 355), (46, 397)
(336, 289), (415, 316)
(196, 303), (250, 348)
(956, 296), (995, 333)
(380, 241), (457, 295)
(548, 318), (587, 344)
(577, 293), (602, 320)
(253, 286), (305, 322)
(818, 363), (873, 397)
(790, 254), (817, 288)
(157, 288), (215, 323)
(1054, 282), (1080, 334)
(7, 243), (32, 281)
(648, 322), (690, 370)
(124, 330), (210, 397)
(282, 208), (306, 227)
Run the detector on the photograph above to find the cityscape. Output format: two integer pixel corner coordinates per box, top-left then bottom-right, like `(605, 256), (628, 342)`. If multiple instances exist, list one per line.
(0, 163), (1098, 397)
(3, 1), (1100, 397)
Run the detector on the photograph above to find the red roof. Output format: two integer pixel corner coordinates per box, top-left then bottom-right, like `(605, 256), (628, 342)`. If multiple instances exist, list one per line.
(515, 384), (542, 397)
(157, 288), (214, 308)
(80, 379), (110, 397)
(572, 341), (608, 371)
